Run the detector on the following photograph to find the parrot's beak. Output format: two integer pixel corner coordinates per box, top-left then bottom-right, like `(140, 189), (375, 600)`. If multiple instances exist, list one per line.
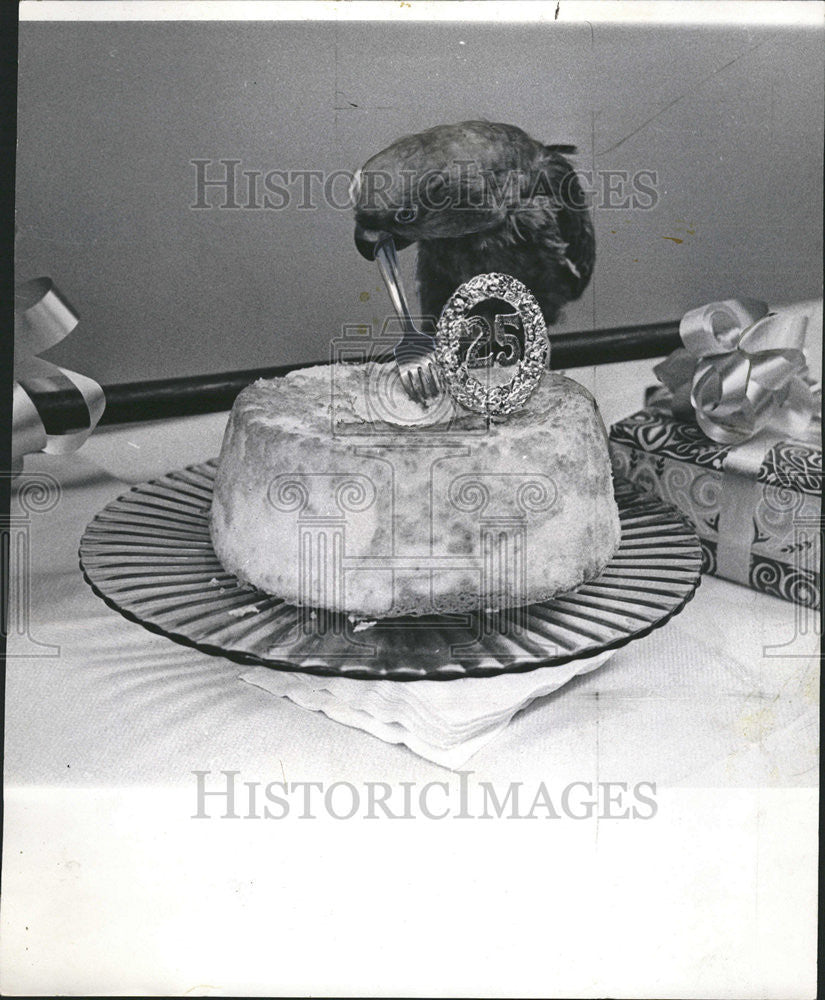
(354, 223), (413, 260)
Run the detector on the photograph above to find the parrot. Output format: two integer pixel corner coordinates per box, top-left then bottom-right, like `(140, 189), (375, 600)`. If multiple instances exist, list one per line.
(352, 120), (595, 339)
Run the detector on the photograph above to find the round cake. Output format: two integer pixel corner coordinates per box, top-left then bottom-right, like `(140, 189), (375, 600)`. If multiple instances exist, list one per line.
(209, 362), (621, 618)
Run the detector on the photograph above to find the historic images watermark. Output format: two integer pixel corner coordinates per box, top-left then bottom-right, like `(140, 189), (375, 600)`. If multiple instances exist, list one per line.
(192, 769), (659, 821)
(254, 317), (561, 658)
(190, 159), (660, 213)
(760, 467), (823, 658)
(1, 471), (62, 658)
(264, 464), (555, 653)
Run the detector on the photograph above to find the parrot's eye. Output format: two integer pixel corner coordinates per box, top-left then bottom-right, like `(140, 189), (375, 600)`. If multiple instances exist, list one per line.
(394, 206), (418, 224)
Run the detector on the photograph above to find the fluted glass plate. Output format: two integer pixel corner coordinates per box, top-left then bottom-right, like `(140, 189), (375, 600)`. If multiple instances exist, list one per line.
(79, 462), (702, 680)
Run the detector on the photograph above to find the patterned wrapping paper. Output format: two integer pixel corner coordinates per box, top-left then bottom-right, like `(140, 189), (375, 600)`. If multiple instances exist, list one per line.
(609, 408), (822, 608)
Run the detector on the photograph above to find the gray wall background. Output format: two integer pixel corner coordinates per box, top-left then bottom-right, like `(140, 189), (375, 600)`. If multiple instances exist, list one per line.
(15, 19), (824, 384)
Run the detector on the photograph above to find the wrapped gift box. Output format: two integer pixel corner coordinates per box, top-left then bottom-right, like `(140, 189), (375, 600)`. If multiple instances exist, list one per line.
(609, 408), (822, 608)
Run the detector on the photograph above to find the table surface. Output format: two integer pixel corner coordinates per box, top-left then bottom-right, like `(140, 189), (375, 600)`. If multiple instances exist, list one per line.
(3, 354), (820, 998)
(4, 355), (820, 789)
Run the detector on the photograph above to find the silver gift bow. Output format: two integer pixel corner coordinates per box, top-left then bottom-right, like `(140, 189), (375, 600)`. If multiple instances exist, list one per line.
(13, 278), (106, 462)
(654, 297), (819, 445)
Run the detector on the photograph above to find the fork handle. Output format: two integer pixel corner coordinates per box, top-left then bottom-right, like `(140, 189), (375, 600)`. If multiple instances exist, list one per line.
(374, 237), (424, 337)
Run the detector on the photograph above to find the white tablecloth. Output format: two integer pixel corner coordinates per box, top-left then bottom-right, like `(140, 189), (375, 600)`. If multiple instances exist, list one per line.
(2, 358), (820, 998)
(4, 372), (819, 789)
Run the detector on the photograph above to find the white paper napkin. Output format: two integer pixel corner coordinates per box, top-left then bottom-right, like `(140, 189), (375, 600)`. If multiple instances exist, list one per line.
(239, 650), (614, 769)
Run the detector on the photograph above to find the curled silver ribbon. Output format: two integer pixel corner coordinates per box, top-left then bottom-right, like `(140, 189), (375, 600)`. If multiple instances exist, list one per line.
(654, 298), (819, 445)
(13, 278), (106, 462)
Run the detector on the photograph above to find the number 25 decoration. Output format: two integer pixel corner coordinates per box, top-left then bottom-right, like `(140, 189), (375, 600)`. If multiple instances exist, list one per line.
(435, 273), (550, 417)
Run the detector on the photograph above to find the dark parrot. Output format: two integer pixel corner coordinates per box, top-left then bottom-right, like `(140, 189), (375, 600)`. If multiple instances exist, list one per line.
(352, 120), (595, 335)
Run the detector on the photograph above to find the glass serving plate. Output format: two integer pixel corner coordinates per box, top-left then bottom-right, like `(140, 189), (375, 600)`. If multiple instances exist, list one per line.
(79, 463), (702, 680)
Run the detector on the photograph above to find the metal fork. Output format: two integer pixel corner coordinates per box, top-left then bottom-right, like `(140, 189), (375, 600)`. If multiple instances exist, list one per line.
(373, 236), (442, 405)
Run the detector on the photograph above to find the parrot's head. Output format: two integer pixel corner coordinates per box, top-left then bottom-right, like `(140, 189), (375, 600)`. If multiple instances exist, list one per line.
(351, 121), (527, 259)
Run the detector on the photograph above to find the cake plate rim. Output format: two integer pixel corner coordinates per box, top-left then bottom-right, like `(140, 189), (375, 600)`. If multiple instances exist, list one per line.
(79, 460), (703, 682)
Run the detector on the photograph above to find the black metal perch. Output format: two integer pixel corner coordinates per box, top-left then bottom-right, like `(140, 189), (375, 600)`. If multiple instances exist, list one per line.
(25, 319), (682, 432)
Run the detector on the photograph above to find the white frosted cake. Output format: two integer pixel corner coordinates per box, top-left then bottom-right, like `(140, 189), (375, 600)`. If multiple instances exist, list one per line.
(209, 362), (621, 617)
